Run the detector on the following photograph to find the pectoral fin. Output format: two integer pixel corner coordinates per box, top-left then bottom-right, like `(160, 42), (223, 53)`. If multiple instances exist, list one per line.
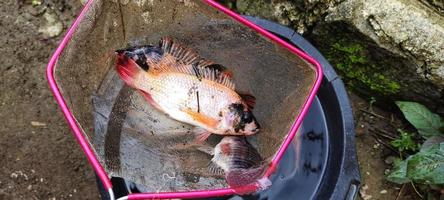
(138, 90), (164, 112)
(192, 127), (213, 143)
(194, 131), (212, 143)
(182, 108), (219, 129)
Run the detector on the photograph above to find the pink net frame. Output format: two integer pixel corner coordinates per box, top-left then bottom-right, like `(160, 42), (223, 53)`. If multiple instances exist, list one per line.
(46, 0), (323, 199)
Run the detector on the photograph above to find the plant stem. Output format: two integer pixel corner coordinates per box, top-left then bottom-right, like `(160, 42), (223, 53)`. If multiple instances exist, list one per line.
(373, 128), (397, 140)
(395, 184), (406, 200)
(359, 108), (387, 120)
(410, 182), (423, 199)
(370, 134), (403, 156)
(375, 127), (398, 138)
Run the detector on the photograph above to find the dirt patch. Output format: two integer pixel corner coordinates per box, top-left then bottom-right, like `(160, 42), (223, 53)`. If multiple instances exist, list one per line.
(0, 1), (98, 199)
(351, 93), (420, 200)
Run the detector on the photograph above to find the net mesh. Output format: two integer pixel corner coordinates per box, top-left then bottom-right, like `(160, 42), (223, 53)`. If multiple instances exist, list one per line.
(54, 0), (316, 193)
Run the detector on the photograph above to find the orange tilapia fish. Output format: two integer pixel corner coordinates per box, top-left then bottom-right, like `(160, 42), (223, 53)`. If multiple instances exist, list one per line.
(115, 37), (260, 141)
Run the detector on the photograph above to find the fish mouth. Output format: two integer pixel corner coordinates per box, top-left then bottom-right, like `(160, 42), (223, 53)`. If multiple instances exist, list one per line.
(243, 127), (260, 136)
(115, 45), (161, 71)
(243, 120), (261, 135)
(115, 49), (126, 55)
(252, 127), (260, 133)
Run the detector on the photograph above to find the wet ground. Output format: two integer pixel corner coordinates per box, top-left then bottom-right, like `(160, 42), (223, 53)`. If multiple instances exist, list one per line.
(0, 1), (419, 199)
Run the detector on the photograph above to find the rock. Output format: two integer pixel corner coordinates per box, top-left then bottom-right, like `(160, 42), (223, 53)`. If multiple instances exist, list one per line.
(31, 0), (42, 6)
(80, 0), (88, 5)
(384, 156), (396, 165)
(31, 121), (46, 127)
(224, 0), (444, 114)
(380, 189), (387, 194)
(29, 6), (46, 16)
(360, 184), (373, 200)
(318, 0), (444, 110)
(234, 0), (343, 34)
(38, 11), (63, 38)
(120, 0), (130, 5)
(372, 143), (380, 149)
(420, 0), (443, 12)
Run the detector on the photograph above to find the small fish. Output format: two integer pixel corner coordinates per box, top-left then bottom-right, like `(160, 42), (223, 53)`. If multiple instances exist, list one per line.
(115, 37), (260, 141)
(207, 136), (269, 189)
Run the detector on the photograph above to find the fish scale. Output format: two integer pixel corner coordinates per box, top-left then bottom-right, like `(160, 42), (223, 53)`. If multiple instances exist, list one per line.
(137, 72), (241, 120)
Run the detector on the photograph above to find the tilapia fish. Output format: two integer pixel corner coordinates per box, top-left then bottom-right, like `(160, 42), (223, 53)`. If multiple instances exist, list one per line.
(115, 37), (260, 141)
(206, 136), (269, 189)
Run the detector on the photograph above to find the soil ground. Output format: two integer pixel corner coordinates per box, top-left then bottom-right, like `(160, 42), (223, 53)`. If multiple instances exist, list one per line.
(0, 1), (419, 200)
(0, 1), (99, 199)
(350, 94), (419, 200)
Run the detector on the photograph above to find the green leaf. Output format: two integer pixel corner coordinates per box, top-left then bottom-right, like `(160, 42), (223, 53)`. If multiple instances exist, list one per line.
(407, 143), (444, 184)
(396, 101), (443, 138)
(421, 135), (444, 151)
(388, 143), (444, 184)
(441, 122), (444, 132)
(391, 130), (420, 152)
(387, 158), (410, 184)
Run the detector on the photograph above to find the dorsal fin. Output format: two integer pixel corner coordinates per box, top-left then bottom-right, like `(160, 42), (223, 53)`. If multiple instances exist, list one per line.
(159, 37), (232, 72)
(238, 93), (256, 109)
(148, 55), (236, 90)
(205, 64), (234, 78)
(195, 59), (216, 69)
(160, 36), (204, 65)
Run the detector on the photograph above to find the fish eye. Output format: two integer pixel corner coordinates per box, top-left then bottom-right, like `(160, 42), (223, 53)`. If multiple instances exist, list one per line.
(242, 111), (253, 122)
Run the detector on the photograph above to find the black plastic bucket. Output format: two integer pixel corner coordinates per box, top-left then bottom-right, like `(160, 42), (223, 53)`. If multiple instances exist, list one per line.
(97, 17), (361, 200)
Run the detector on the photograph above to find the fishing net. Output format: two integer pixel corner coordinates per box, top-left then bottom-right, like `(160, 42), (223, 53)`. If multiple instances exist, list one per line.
(53, 0), (317, 194)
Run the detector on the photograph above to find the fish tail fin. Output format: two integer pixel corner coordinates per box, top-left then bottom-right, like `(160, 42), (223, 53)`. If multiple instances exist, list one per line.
(226, 165), (271, 194)
(115, 52), (143, 88)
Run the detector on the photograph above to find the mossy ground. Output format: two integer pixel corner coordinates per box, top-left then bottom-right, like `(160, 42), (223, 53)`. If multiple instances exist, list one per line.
(325, 40), (401, 95)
